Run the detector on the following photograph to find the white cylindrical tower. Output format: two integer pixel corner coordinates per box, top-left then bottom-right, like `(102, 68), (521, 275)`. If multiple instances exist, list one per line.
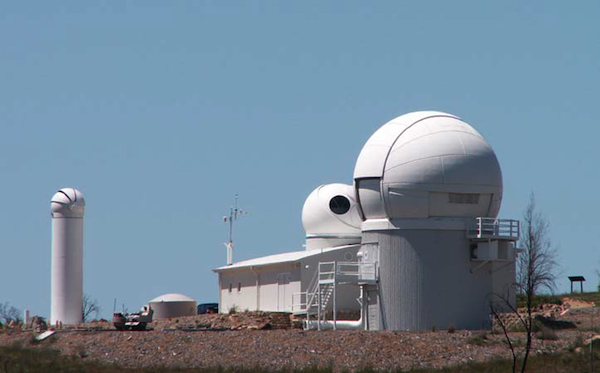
(51, 188), (85, 326)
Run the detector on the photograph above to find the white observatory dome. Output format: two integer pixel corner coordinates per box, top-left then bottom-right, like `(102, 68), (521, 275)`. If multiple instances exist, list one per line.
(302, 183), (362, 250)
(354, 111), (503, 220)
(51, 188), (85, 218)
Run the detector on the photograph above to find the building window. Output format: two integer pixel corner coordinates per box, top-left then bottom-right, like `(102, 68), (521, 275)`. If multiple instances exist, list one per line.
(329, 195), (351, 215)
(238, 282), (241, 292)
(449, 193), (480, 204)
(229, 283), (232, 293)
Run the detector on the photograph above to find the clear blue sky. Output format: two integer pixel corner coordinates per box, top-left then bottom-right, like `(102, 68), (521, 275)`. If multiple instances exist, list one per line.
(1, 2), (599, 319)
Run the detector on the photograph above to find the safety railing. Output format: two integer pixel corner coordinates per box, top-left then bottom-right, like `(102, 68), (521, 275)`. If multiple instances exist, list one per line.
(292, 261), (378, 313)
(467, 218), (520, 241)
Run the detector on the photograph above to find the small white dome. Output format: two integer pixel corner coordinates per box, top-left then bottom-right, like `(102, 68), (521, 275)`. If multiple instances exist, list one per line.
(51, 188), (85, 218)
(354, 112), (503, 220)
(302, 184), (362, 250)
(149, 293), (196, 303)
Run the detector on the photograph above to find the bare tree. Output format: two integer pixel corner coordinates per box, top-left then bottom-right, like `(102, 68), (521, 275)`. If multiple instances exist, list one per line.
(517, 192), (559, 296)
(82, 294), (101, 322)
(490, 192), (559, 373)
(490, 287), (534, 373)
(0, 302), (21, 324)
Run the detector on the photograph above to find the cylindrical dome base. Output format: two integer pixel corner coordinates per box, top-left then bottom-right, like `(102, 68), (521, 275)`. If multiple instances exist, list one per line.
(362, 228), (515, 331)
(51, 217), (84, 326)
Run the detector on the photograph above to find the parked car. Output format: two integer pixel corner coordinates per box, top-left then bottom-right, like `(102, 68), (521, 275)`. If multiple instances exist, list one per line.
(197, 303), (219, 314)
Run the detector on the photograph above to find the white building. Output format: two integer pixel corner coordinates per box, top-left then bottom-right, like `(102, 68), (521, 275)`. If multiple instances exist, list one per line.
(214, 183), (363, 314)
(214, 111), (519, 331)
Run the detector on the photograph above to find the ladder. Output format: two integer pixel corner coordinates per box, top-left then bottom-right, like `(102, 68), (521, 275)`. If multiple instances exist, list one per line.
(291, 261), (378, 330)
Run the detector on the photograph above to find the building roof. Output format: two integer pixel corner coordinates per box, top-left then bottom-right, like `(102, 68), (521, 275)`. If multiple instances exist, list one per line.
(149, 293), (196, 303)
(213, 244), (359, 272)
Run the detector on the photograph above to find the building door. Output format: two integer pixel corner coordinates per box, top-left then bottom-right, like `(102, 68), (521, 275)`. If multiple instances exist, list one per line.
(277, 273), (291, 311)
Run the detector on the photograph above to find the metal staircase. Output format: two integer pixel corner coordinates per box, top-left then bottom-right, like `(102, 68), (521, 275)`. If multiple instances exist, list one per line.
(292, 261), (378, 330)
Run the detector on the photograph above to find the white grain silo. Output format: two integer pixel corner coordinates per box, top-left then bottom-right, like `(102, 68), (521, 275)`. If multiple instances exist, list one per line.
(149, 293), (198, 319)
(354, 111), (519, 331)
(50, 188), (85, 326)
(302, 183), (362, 251)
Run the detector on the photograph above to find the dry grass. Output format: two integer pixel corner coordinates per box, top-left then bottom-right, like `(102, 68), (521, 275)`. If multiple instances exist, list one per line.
(1, 343), (599, 373)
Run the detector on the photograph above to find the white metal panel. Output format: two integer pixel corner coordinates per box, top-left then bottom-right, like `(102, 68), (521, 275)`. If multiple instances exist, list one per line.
(385, 188), (429, 219)
(354, 111), (458, 179)
(387, 132), (466, 166)
(383, 157), (445, 185)
(356, 179), (386, 219)
(429, 192), (492, 218)
(219, 271), (259, 312)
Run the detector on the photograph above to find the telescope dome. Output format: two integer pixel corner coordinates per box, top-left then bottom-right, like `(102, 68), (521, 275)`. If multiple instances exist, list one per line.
(302, 183), (362, 250)
(354, 111), (503, 220)
(51, 188), (85, 218)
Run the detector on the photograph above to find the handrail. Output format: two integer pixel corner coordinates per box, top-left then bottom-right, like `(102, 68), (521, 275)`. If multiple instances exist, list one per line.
(468, 218), (520, 240)
(298, 261), (379, 315)
(304, 265), (323, 314)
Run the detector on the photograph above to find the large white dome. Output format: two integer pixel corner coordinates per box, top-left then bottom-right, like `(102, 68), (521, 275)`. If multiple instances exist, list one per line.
(353, 111), (503, 220)
(302, 183), (362, 250)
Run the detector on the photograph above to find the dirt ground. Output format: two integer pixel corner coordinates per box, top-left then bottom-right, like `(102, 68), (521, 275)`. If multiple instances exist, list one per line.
(0, 327), (589, 372)
(1, 300), (598, 372)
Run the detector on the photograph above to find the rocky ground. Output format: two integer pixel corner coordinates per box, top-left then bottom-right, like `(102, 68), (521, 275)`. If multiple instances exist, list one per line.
(0, 299), (598, 372)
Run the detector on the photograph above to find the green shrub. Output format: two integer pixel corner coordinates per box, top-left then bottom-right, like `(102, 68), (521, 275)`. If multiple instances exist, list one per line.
(228, 304), (239, 314)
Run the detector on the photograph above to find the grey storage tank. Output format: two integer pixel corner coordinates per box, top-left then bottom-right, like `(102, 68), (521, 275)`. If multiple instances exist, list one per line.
(149, 293), (198, 319)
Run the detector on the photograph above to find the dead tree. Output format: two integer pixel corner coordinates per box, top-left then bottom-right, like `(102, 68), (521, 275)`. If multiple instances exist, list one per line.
(490, 287), (534, 373)
(490, 192), (558, 373)
(82, 294), (101, 322)
(517, 192), (559, 296)
(0, 302), (21, 324)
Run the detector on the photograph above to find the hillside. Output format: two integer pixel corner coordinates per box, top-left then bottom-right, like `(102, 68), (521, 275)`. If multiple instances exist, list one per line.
(1, 295), (599, 372)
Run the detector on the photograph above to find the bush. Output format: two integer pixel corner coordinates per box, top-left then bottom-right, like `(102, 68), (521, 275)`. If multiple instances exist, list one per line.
(447, 325), (456, 333)
(537, 325), (559, 341)
(228, 305), (239, 315)
(467, 332), (488, 346)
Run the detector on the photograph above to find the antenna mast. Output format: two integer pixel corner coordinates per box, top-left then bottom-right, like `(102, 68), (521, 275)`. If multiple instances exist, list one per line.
(222, 194), (247, 265)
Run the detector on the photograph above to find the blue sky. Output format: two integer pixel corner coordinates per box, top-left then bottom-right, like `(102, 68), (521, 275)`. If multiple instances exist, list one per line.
(1, 2), (599, 319)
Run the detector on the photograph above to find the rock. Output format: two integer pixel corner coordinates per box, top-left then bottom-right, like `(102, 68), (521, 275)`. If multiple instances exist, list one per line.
(584, 335), (600, 345)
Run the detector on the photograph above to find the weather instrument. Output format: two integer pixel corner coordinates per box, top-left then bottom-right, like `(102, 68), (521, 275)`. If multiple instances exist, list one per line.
(222, 194), (248, 265)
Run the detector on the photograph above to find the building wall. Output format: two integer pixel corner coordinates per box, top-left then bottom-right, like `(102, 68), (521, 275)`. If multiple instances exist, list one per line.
(217, 245), (362, 315)
(364, 229), (515, 331)
(218, 263), (301, 313)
